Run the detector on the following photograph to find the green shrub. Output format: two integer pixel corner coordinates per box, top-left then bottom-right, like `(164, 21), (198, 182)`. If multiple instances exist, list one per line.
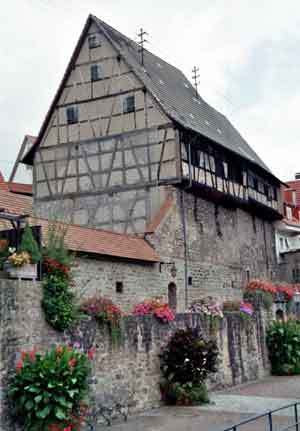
(266, 320), (300, 375)
(20, 224), (41, 264)
(42, 263), (79, 332)
(42, 221), (78, 332)
(159, 328), (218, 405)
(8, 346), (91, 431)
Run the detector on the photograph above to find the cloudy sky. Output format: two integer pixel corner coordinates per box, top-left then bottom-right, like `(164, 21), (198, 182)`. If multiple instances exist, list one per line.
(1, 0), (299, 182)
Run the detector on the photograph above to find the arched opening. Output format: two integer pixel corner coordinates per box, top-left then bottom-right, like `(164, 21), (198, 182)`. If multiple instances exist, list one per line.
(168, 282), (177, 312)
(276, 309), (284, 321)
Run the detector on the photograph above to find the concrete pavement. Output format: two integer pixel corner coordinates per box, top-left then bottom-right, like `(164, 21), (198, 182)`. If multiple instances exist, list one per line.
(98, 376), (300, 431)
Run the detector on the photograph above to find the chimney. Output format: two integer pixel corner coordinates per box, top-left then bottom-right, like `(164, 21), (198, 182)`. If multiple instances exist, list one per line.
(295, 173), (300, 180)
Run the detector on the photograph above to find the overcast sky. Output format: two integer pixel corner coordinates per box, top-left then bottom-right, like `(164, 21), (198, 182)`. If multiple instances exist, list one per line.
(1, 0), (299, 182)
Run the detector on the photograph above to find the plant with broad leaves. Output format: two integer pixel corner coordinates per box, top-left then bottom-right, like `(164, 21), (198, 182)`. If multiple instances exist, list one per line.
(9, 346), (92, 431)
(267, 319), (300, 375)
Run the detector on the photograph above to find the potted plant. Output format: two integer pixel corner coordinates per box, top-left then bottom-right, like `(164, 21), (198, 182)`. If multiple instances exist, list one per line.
(5, 224), (41, 280)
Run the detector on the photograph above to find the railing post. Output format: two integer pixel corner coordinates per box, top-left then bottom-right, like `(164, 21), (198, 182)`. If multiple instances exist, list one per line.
(268, 411), (273, 431)
(295, 403), (299, 431)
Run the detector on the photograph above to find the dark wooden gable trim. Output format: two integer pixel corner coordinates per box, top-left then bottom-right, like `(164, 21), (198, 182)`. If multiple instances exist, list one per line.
(23, 15), (94, 165)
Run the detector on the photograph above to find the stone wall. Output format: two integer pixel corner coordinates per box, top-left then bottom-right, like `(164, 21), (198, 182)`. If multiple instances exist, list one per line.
(0, 280), (270, 430)
(74, 254), (186, 312)
(147, 187), (280, 304)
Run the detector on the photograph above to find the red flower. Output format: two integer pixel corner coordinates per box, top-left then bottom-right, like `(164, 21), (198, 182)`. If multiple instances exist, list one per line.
(68, 358), (77, 368)
(87, 348), (96, 360)
(16, 359), (24, 373)
(56, 346), (63, 355)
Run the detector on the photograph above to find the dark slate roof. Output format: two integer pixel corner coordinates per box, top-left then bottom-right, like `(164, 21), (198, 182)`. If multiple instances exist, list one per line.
(94, 16), (273, 176)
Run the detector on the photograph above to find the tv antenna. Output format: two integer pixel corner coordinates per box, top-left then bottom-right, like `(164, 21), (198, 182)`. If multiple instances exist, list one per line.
(137, 28), (148, 66)
(192, 66), (200, 96)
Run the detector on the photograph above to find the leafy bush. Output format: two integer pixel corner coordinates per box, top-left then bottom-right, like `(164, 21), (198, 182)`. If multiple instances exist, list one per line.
(81, 296), (123, 344)
(42, 259), (79, 332)
(266, 320), (300, 375)
(20, 223), (41, 264)
(44, 221), (73, 267)
(41, 220), (78, 332)
(9, 346), (92, 431)
(132, 298), (175, 323)
(160, 328), (218, 405)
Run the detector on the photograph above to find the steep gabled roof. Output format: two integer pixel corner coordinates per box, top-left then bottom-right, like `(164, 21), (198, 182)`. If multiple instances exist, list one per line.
(10, 135), (36, 182)
(24, 14), (278, 182)
(94, 16), (273, 176)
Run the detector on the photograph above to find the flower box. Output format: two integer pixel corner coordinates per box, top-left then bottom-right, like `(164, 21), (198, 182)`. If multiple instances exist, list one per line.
(5, 263), (37, 280)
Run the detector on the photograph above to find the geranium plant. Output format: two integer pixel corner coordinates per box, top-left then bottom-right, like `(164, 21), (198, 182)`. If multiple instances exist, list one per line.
(81, 296), (123, 344)
(160, 328), (218, 405)
(9, 345), (93, 431)
(223, 300), (254, 319)
(246, 280), (300, 305)
(132, 298), (175, 323)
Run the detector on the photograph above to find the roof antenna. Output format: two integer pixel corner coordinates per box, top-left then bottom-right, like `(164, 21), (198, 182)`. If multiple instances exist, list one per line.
(192, 66), (200, 96)
(137, 28), (148, 66)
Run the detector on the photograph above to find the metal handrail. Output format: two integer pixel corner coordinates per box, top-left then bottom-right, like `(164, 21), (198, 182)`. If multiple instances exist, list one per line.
(223, 402), (300, 431)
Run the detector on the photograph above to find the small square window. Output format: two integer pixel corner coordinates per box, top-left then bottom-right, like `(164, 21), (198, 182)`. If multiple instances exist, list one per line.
(91, 64), (102, 81)
(116, 281), (123, 293)
(123, 95), (135, 113)
(88, 34), (101, 49)
(66, 106), (78, 124)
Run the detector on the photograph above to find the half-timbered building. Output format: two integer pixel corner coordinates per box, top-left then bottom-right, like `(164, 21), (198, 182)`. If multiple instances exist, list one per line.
(22, 15), (284, 306)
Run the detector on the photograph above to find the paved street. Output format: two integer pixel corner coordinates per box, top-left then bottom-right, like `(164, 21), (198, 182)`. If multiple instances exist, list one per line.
(99, 376), (300, 431)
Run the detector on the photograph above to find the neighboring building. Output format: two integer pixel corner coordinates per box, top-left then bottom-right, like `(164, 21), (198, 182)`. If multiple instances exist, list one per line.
(276, 174), (300, 283)
(0, 169), (32, 196)
(21, 15), (284, 305)
(0, 189), (164, 311)
(10, 135), (35, 186)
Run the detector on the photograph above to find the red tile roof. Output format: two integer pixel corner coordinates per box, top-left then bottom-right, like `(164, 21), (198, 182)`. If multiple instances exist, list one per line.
(6, 182), (32, 195)
(0, 190), (32, 215)
(31, 217), (159, 262)
(0, 189), (159, 262)
(0, 170), (32, 195)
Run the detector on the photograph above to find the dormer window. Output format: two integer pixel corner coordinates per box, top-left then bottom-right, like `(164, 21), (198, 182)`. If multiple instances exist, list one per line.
(123, 95), (135, 113)
(88, 34), (101, 49)
(66, 106), (78, 124)
(91, 64), (102, 81)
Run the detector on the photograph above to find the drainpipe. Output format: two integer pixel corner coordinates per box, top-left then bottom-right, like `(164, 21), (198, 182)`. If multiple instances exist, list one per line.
(181, 142), (193, 309)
